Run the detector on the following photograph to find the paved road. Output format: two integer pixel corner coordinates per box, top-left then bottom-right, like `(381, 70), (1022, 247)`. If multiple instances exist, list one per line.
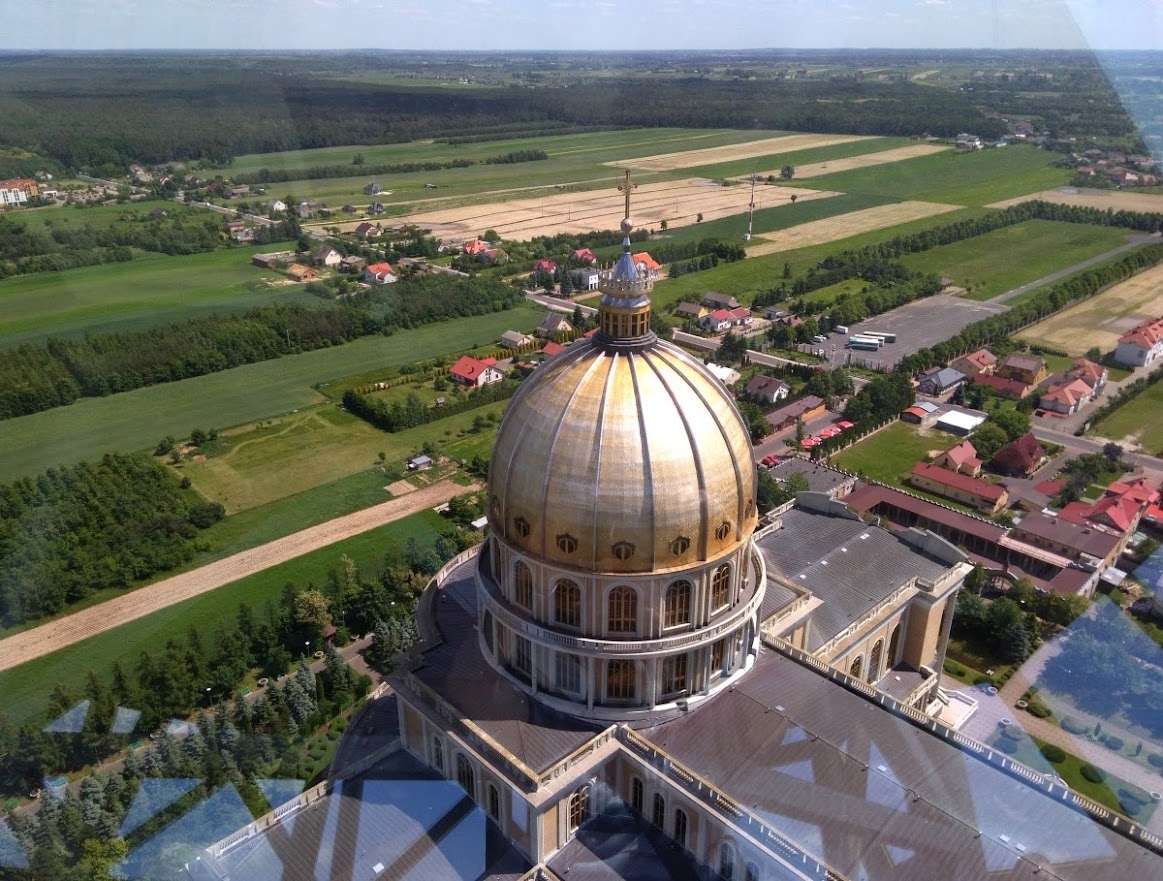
(984, 236), (1155, 305)
(1031, 424), (1163, 472)
(0, 480), (476, 673)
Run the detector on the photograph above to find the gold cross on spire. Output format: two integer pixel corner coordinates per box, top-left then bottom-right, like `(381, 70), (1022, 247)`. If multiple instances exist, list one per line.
(618, 169), (637, 220)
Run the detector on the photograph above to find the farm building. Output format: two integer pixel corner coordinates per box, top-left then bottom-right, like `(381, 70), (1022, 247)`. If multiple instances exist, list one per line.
(934, 411), (985, 436)
(900, 401), (939, 424)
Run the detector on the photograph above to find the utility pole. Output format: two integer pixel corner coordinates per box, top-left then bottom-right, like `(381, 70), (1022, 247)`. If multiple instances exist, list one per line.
(745, 172), (758, 241)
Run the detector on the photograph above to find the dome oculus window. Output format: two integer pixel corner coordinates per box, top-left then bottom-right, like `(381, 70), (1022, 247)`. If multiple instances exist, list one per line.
(513, 516), (531, 538)
(715, 521), (732, 542)
(611, 540), (635, 561)
(556, 533), (578, 554)
(669, 536), (690, 556)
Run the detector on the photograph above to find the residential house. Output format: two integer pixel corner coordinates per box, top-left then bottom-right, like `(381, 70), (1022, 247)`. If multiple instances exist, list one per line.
(286, 263), (317, 283)
(950, 349), (997, 377)
(570, 268), (600, 291)
(916, 366), (967, 397)
(265, 199), (287, 214)
(368, 202), (387, 215)
(699, 308), (750, 333)
(1067, 358), (1107, 394)
(532, 258), (557, 276)
(900, 401), (940, 424)
(481, 248), (509, 266)
(933, 440), (982, 478)
(354, 222), (382, 239)
(973, 373), (1032, 399)
(361, 262), (397, 285)
(779, 314), (805, 330)
(541, 341), (567, 358)
(674, 302), (708, 321)
(448, 355), (504, 388)
(339, 255), (366, 274)
(407, 454), (433, 471)
(996, 353), (1048, 386)
(463, 240), (491, 257)
(251, 250), (295, 269)
(362, 182), (383, 195)
(1114, 317), (1163, 368)
(314, 246), (342, 268)
(956, 133), (983, 150)
(0, 178), (38, 205)
(1106, 477), (1160, 507)
(744, 375), (790, 405)
(341, 205), (357, 214)
(703, 292), (741, 310)
(535, 313), (572, 339)
(571, 248), (597, 264)
(991, 432), (1045, 478)
(499, 330), (534, 350)
(1039, 377), (1094, 415)
(909, 462), (1008, 515)
(632, 252), (660, 276)
(765, 395), (826, 432)
(1011, 511), (1126, 569)
(705, 362), (741, 386)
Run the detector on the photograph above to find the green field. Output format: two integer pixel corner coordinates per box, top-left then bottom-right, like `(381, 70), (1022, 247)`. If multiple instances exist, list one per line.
(1091, 379), (1163, 454)
(0, 243), (308, 347)
(831, 421), (958, 484)
(0, 509), (449, 725)
(898, 220), (1134, 301)
(794, 145), (1071, 206)
(13, 201), (195, 232)
(0, 306), (539, 482)
(662, 136), (909, 180)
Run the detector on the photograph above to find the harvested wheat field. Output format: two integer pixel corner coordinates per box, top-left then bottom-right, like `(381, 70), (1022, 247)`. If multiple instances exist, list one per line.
(609, 133), (876, 173)
(989, 186), (1163, 213)
(404, 178), (839, 241)
(1016, 261), (1163, 355)
(765, 144), (951, 179)
(744, 201), (962, 256)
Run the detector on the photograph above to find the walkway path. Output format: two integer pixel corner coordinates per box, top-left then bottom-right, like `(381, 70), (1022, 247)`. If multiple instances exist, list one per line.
(985, 235), (1156, 305)
(0, 480), (476, 673)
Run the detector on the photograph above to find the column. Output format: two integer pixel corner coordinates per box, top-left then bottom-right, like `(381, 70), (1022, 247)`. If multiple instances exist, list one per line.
(701, 646), (712, 695)
(587, 657), (596, 711)
(649, 657), (660, 707)
(531, 645), (539, 695)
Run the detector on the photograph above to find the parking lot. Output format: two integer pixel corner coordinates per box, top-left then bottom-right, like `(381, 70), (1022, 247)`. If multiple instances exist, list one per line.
(830, 294), (1008, 370)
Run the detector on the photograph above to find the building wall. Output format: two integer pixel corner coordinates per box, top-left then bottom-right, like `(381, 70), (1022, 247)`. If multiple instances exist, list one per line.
(910, 472), (1006, 514)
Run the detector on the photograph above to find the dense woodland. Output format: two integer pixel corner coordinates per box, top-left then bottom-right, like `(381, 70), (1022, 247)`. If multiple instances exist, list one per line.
(0, 276), (523, 420)
(0, 454), (223, 627)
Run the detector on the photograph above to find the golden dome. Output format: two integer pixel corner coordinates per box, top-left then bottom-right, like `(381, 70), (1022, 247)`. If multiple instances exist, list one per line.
(489, 337), (758, 574)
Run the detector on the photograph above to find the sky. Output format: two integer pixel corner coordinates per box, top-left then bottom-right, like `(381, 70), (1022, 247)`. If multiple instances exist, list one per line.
(1, 0), (1161, 51)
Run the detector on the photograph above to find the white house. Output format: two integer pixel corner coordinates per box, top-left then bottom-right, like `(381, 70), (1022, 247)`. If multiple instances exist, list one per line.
(1114, 317), (1163, 368)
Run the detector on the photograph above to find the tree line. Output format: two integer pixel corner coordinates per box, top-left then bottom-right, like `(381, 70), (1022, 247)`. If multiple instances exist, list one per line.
(234, 148), (547, 185)
(0, 454), (223, 628)
(343, 378), (519, 433)
(0, 276), (523, 421)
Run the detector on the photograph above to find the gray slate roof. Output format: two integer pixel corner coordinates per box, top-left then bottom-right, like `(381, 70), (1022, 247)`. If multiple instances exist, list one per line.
(546, 813), (706, 881)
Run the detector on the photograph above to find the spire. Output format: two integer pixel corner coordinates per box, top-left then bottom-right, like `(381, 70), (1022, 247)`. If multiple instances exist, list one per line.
(596, 170), (655, 347)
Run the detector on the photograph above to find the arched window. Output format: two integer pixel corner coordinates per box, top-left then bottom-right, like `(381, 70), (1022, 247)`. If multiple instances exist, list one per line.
(555, 652), (582, 695)
(556, 533), (578, 554)
(608, 586), (637, 633)
(662, 654), (688, 697)
(711, 638), (726, 677)
(869, 639), (884, 683)
(607, 659), (636, 701)
(630, 777), (644, 815)
(664, 581), (692, 628)
(554, 579), (581, 628)
(432, 737), (444, 774)
(651, 793), (665, 828)
(487, 784), (501, 821)
(849, 655), (863, 681)
(715, 521), (732, 542)
(745, 862), (760, 881)
(569, 785), (589, 832)
(513, 516), (530, 538)
(456, 754), (475, 800)
(711, 564), (731, 611)
(513, 561), (532, 609)
(611, 541), (635, 561)
(670, 536), (690, 556)
(720, 842), (736, 880)
(674, 808), (688, 848)
(888, 622), (902, 665)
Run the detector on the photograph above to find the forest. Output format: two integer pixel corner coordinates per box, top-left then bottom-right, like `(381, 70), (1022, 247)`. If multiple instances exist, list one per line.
(0, 276), (524, 420)
(0, 454), (223, 628)
(232, 148), (547, 185)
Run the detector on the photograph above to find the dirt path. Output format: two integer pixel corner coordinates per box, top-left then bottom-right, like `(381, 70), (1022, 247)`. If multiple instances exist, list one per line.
(0, 480), (477, 673)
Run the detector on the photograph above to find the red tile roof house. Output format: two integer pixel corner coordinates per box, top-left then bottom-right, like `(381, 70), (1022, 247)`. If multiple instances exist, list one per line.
(462, 239), (490, 256)
(973, 373), (1032, 399)
(1114, 317), (1163, 368)
(933, 440), (982, 477)
(950, 349), (998, 377)
(1068, 358), (1108, 393)
(541, 341), (566, 358)
(448, 355), (504, 388)
(532, 259), (557, 275)
(361, 262), (397, 285)
(909, 462), (1009, 514)
(700, 309), (734, 333)
(632, 252), (661, 275)
(1107, 477), (1160, 506)
(991, 432), (1045, 478)
(572, 248), (597, 264)
(1038, 377), (1094, 415)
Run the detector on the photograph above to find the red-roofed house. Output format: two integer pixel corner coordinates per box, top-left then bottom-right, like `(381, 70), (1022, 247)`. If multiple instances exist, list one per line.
(933, 440), (982, 477)
(950, 349), (998, 377)
(463, 239), (490, 256)
(1068, 358), (1107, 393)
(532, 259), (557, 275)
(909, 462), (1008, 514)
(1088, 495), (1143, 533)
(991, 432), (1044, 478)
(1107, 477), (1160, 506)
(700, 309), (734, 333)
(572, 248), (597, 264)
(1114, 317), (1163, 367)
(632, 252), (661, 275)
(362, 263), (397, 285)
(1039, 378), (1094, 415)
(354, 221), (382, 239)
(973, 373), (1032, 399)
(541, 341), (566, 358)
(449, 355), (504, 388)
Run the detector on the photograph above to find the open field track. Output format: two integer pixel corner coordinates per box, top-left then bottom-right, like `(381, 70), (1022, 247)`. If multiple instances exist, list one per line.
(0, 480), (475, 673)
(606, 133), (876, 172)
(402, 178), (840, 240)
(768, 143), (952, 179)
(1015, 261), (1163, 355)
(989, 187), (1163, 212)
(744, 200), (962, 256)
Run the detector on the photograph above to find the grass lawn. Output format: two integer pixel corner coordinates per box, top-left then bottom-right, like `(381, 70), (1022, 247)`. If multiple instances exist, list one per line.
(180, 400), (506, 512)
(0, 306), (539, 482)
(0, 243), (308, 348)
(13, 200), (196, 232)
(830, 421), (959, 485)
(792, 145), (1072, 206)
(898, 220), (1133, 301)
(0, 509), (450, 725)
(1091, 378), (1163, 454)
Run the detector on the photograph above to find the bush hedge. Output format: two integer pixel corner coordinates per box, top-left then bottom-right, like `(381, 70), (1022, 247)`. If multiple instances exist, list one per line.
(1061, 716), (1089, 735)
(1001, 725), (1025, 741)
(1027, 701), (1053, 719)
(1147, 753), (1163, 769)
(943, 659), (965, 676)
(1040, 744), (1067, 764)
(995, 737), (1019, 754)
(1080, 764), (1106, 784)
(1103, 735), (1125, 751)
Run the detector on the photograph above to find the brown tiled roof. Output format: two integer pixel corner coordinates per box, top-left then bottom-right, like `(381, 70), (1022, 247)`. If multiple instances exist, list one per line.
(992, 432), (1043, 473)
(911, 462), (1005, 503)
(1011, 511), (1122, 559)
(845, 484), (1006, 544)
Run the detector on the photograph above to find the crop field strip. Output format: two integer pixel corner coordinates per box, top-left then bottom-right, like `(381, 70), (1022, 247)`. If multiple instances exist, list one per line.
(608, 133), (878, 172)
(768, 143), (952, 178)
(743, 200), (962, 256)
(989, 187), (1163, 213)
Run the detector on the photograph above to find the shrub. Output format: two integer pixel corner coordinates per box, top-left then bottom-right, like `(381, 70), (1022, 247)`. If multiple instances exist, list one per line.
(943, 660), (965, 676)
(1027, 701), (1053, 719)
(995, 737), (1019, 754)
(1061, 716), (1089, 735)
(1103, 735), (1124, 751)
(973, 674), (994, 686)
(1040, 744), (1066, 764)
(1118, 788), (1147, 818)
(1001, 725), (1024, 741)
(1079, 764), (1106, 784)
(1147, 753), (1163, 769)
